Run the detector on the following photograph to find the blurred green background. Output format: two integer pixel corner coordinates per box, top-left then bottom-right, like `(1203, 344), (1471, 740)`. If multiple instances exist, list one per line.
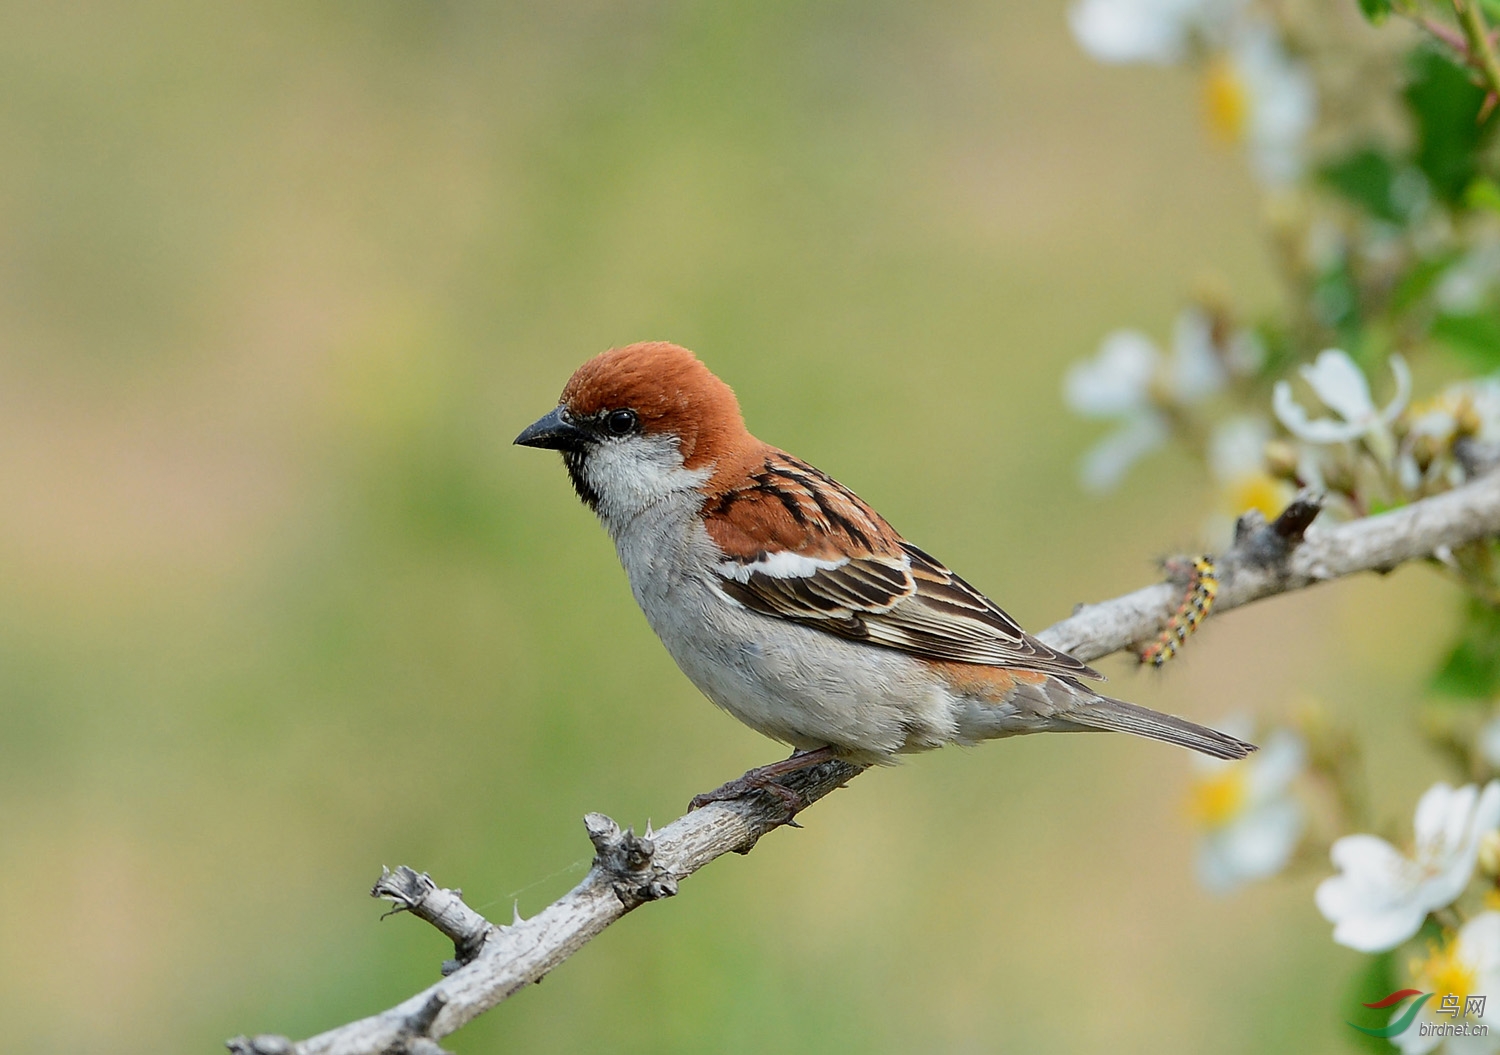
(0, 3), (1455, 1052)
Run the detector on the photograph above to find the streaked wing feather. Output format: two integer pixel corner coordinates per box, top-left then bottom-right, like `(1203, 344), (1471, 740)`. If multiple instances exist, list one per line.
(715, 540), (1103, 681)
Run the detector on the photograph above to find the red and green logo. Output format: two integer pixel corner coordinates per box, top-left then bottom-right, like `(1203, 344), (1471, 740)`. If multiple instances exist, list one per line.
(1348, 989), (1432, 1038)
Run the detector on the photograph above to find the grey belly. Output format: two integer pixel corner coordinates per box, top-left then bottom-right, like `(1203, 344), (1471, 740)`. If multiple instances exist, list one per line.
(640, 576), (959, 757)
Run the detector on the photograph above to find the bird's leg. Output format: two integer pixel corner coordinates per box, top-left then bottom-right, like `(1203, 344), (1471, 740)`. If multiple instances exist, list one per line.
(688, 746), (841, 818)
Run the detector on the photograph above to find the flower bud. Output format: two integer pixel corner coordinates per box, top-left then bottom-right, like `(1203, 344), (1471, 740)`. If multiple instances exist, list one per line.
(1479, 829), (1500, 878)
(1265, 439), (1300, 481)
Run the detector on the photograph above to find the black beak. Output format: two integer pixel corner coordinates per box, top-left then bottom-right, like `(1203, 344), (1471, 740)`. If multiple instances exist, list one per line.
(515, 406), (584, 450)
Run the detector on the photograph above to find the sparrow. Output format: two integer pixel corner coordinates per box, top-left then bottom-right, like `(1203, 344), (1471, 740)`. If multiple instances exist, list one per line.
(516, 342), (1253, 807)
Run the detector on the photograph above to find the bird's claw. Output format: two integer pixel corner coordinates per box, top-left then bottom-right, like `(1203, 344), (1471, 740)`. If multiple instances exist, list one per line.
(689, 772), (805, 819)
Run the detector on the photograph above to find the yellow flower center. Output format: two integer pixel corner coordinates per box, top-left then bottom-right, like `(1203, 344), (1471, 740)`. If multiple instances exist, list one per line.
(1203, 58), (1249, 143)
(1226, 472), (1290, 521)
(1186, 768), (1247, 828)
(1413, 935), (1480, 1014)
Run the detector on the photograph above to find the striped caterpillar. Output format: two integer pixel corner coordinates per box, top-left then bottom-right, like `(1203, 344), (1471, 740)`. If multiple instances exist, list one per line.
(1138, 555), (1219, 667)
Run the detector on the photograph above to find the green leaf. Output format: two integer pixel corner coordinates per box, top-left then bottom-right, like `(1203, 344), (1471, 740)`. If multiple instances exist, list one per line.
(1320, 148), (1407, 223)
(1357, 0), (1391, 21)
(1313, 257), (1362, 345)
(1390, 250), (1459, 315)
(1467, 175), (1500, 214)
(1253, 319), (1298, 380)
(1432, 309), (1500, 368)
(1343, 952), (1399, 1054)
(1405, 47), (1494, 205)
(1432, 597), (1500, 700)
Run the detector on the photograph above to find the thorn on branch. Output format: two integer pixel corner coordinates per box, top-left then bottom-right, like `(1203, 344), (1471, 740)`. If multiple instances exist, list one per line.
(400, 992), (449, 1047)
(371, 866), (494, 971)
(583, 812), (679, 908)
(1234, 490), (1323, 567)
(1271, 492), (1322, 545)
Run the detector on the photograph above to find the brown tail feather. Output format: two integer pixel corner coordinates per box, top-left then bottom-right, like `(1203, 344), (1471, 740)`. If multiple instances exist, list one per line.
(1066, 695), (1256, 760)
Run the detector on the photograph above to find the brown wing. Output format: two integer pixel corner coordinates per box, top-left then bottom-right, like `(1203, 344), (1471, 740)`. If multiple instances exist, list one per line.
(706, 451), (1102, 681)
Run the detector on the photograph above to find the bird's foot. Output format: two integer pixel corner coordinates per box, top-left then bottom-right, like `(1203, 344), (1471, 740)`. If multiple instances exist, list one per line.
(688, 746), (839, 819)
(689, 772), (804, 816)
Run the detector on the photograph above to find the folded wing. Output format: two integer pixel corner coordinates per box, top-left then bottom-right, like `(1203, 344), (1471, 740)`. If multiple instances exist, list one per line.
(705, 450), (1101, 681)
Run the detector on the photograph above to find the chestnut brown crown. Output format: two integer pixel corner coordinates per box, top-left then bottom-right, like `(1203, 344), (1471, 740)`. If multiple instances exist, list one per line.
(559, 342), (747, 469)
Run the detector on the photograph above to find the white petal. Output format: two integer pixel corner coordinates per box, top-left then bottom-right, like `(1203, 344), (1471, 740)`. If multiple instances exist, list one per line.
(1327, 832), (1409, 881)
(1448, 1021), (1500, 1055)
(1380, 354), (1413, 426)
(1234, 27), (1316, 186)
(1469, 378), (1500, 441)
(1460, 911), (1500, 974)
(1196, 838), (1242, 894)
(1273, 380), (1367, 443)
(1438, 245), (1500, 314)
(1208, 415), (1271, 483)
(1477, 781), (1500, 835)
(1480, 717), (1500, 771)
(1069, 0), (1191, 64)
(1295, 447), (1327, 491)
(1414, 783), (1494, 913)
(1064, 330), (1160, 416)
(1225, 329), (1266, 375)
(1301, 349), (1375, 422)
(1316, 833), (1428, 951)
(1417, 865), (1479, 918)
(1198, 799), (1303, 893)
(1245, 730), (1305, 800)
(1170, 308), (1229, 402)
(1397, 451), (1422, 492)
(1393, 1017), (1445, 1055)
(1438, 269), (1488, 315)
(1410, 786), (1470, 852)
(1078, 414), (1170, 493)
(1329, 899), (1430, 954)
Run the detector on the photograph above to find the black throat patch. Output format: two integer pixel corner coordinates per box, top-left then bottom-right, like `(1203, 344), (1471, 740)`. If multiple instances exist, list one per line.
(562, 448), (601, 512)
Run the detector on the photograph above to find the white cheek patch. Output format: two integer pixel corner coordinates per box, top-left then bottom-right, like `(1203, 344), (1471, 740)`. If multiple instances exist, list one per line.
(583, 433), (711, 524)
(717, 551), (848, 583)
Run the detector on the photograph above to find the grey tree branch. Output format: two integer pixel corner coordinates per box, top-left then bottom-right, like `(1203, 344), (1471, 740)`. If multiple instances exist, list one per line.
(227, 470), (1500, 1055)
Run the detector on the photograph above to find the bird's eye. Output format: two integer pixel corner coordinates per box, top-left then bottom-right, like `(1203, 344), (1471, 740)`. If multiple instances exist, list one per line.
(605, 409), (638, 437)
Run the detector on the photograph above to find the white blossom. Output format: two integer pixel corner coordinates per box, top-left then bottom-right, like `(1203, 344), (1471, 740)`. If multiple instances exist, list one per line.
(1203, 415), (1290, 544)
(1170, 307), (1231, 401)
(1315, 781), (1500, 953)
(1273, 349), (1411, 445)
(1436, 244), (1500, 315)
(1188, 726), (1305, 893)
(1078, 414), (1172, 493)
(1408, 377), (1500, 446)
(1069, 1), (1313, 186)
(1399, 376), (1500, 492)
(1208, 415), (1271, 482)
(1064, 309), (1229, 491)
(1393, 912), (1500, 1055)
(1226, 25), (1316, 186)
(1068, 0), (1231, 64)
(1064, 330), (1159, 417)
